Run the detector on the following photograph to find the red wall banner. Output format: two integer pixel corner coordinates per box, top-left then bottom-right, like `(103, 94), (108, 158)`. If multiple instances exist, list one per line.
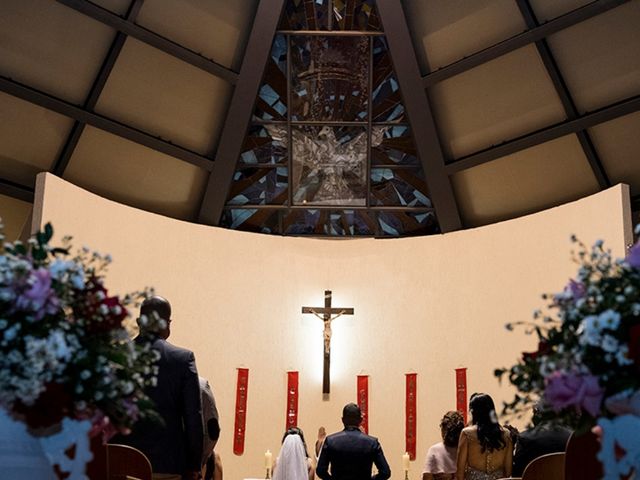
(233, 368), (249, 455)
(405, 373), (417, 460)
(286, 371), (299, 430)
(357, 375), (369, 434)
(455, 368), (468, 425)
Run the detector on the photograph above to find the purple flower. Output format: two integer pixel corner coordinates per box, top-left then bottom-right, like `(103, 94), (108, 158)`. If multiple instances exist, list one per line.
(15, 268), (60, 320)
(544, 371), (604, 417)
(626, 242), (640, 269)
(566, 279), (586, 300)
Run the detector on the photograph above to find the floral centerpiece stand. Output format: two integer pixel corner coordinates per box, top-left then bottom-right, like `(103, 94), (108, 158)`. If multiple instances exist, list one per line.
(497, 234), (640, 480)
(0, 223), (159, 479)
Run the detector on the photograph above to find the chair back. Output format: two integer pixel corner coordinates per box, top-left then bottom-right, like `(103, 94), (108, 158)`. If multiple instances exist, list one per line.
(106, 443), (153, 480)
(521, 452), (565, 480)
(564, 431), (603, 480)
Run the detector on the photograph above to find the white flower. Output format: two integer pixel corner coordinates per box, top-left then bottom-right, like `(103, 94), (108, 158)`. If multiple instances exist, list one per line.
(80, 370), (91, 380)
(597, 415), (640, 479)
(0, 319), (7, 329)
(578, 315), (602, 346)
(616, 346), (634, 366)
(601, 335), (619, 353)
(4, 326), (18, 342)
(98, 304), (109, 315)
(599, 310), (621, 330)
(95, 391), (103, 401)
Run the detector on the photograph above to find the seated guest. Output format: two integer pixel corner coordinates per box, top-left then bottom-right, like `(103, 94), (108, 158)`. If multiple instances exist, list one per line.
(316, 403), (391, 480)
(114, 296), (203, 480)
(273, 427), (314, 480)
(422, 411), (465, 480)
(456, 393), (512, 480)
(512, 407), (571, 477)
(200, 376), (221, 480)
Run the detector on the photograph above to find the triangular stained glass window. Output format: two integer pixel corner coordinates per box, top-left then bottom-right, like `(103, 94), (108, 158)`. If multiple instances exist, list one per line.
(220, 0), (439, 237)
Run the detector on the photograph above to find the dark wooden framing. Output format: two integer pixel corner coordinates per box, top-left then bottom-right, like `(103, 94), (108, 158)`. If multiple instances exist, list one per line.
(0, 76), (213, 171)
(376, 0), (461, 231)
(0, 178), (34, 203)
(197, 0), (286, 225)
(422, 0), (629, 87)
(56, 0), (238, 84)
(2, 0), (637, 227)
(53, 0), (145, 176)
(445, 94), (640, 174)
(515, 0), (611, 189)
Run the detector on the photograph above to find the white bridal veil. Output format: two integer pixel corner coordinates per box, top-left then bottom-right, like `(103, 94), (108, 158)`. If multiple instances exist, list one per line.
(273, 434), (308, 480)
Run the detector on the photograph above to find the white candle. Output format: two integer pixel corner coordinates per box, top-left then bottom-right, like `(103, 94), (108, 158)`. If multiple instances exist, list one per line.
(403, 452), (410, 471)
(265, 450), (273, 470)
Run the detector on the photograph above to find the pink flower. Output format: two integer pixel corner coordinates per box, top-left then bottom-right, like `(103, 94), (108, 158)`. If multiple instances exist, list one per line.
(15, 268), (59, 320)
(545, 371), (604, 417)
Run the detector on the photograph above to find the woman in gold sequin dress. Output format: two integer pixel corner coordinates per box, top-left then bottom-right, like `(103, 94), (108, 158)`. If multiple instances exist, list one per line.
(455, 394), (513, 480)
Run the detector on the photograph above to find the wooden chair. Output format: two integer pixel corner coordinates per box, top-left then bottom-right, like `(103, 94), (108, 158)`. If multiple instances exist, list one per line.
(521, 452), (565, 480)
(564, 431), (602, 480)
(106, 443), (152, 480)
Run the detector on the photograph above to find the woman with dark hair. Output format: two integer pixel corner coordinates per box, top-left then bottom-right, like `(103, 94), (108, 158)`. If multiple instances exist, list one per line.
(455, 394), (512, 480)
(273, 427), (315, 480)
(422, 411), (465, 480)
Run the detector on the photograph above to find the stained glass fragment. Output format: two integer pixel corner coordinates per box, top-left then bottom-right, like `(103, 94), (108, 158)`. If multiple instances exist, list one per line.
(370, 168), (431, 207)
(227, 168), (288, 205)
(221, 209), (280, 234)
(332, 0), (381, 31)
(240, 125), (288, 166)
(291, 36), (369, 122)
(291, 125), (367, 206)
(253, 35), (288, 121)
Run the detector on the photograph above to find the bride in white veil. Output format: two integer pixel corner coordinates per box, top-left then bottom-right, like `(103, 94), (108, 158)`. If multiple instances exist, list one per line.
(273, 428), (314, 480)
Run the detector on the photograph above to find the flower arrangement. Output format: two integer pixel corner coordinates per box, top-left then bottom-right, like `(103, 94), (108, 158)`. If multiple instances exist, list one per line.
(496, 233), (640, 479)
(0, 222), (159, 439)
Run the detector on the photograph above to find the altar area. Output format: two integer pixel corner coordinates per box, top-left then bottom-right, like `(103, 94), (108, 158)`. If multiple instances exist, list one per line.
(32, 173), (631, 479)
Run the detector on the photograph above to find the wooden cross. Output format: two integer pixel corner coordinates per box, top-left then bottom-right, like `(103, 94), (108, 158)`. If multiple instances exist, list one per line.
(302, 290), (354, 395)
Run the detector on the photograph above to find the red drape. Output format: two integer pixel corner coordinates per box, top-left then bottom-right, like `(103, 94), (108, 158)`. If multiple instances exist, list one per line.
(357, 375), (369, 434)
(286, 371), (299, 430)
(233, 368), (249, 455)
(455, 368), (468, 425)
(405, 373), (417, 460)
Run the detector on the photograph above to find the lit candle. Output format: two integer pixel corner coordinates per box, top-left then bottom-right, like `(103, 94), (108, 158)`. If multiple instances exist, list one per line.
(265, 450), (273, 470)
(403, 452), (410, 471)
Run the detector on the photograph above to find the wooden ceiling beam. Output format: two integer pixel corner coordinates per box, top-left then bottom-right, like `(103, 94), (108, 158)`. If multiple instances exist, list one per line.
(53, 0), (145, 176)
(0, 178), (34, 203)
(376, 0), (462, 232)
(515, 0), (611, 189)
(445, 94), (640, 174)
(0, 76), (214, 171)
(56, 0), (238, 84)
(198, 0), (286, 225)
(422, 0), (629, 88)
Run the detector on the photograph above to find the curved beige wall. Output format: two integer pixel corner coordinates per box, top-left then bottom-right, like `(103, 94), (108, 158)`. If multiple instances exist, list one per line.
(33, 173), (631, 479)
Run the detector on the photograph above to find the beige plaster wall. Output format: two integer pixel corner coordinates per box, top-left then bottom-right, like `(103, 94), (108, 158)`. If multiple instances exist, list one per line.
(33, 173), (631, 480)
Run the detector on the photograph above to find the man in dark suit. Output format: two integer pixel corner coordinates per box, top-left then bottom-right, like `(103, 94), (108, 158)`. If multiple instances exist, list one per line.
(316, 403), (391, 480)
(512, 424), (571, 476)
(115, 296), (204, 480)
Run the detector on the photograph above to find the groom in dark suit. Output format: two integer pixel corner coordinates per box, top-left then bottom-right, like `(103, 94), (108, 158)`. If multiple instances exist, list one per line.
(316, 403), (391, 480)
(115, 296), (203, 480)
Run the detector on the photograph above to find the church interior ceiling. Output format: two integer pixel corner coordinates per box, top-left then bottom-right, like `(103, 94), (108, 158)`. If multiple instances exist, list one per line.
(0, 0), (639, 239)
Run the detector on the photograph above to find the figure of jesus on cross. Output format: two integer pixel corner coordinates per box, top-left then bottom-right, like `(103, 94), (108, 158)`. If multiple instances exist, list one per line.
(302, 290), (354, 395)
